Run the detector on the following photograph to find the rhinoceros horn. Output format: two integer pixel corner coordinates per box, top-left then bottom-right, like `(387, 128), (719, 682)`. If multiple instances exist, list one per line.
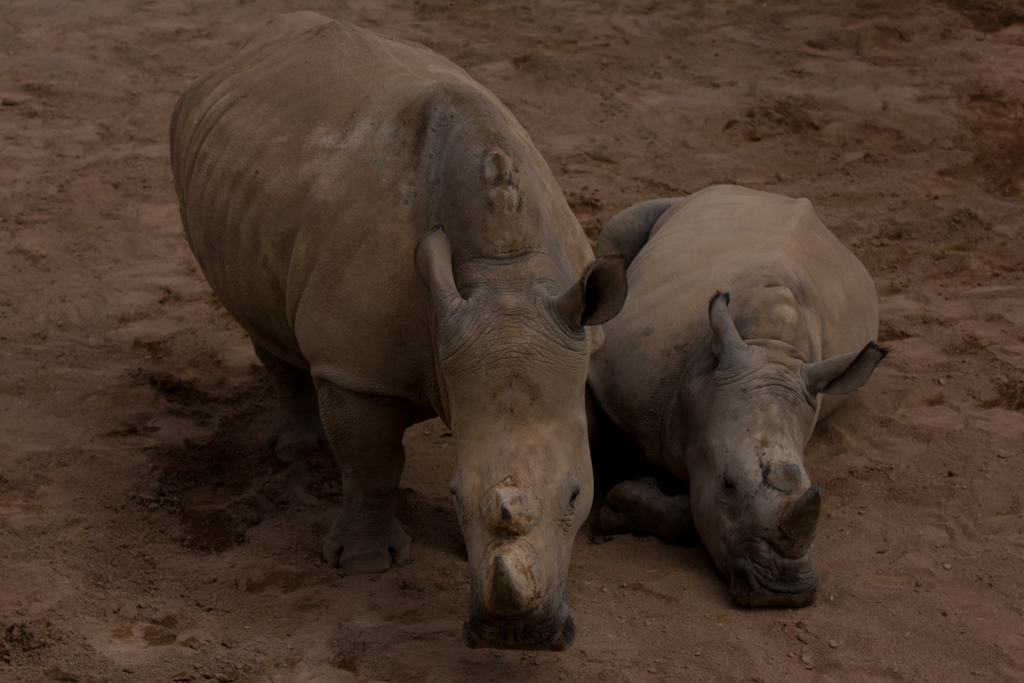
(778, 484), (821, 557)
(481, 481), (540, 536)
(481, 541), (541, 616)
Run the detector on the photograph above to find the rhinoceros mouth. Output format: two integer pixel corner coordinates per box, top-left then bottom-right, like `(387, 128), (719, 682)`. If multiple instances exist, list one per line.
(462, 596), (575, 651)
(728, 555), (819, 608)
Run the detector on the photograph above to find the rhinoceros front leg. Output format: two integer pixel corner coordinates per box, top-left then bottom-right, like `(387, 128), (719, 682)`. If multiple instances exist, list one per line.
(315, 380), (412, 573)
(253, 341), (328, 463)
(599, 477), (696, 545)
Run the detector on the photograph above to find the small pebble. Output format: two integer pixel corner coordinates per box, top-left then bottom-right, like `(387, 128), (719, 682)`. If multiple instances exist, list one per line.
(829, 640), (839, 648)
(943, 563), (952, 570)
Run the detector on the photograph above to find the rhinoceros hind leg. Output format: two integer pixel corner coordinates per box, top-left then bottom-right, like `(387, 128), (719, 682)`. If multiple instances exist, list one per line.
(599, 477), (696, 545)
(316, 381), (412, 573)
(253, 341), (328, 463)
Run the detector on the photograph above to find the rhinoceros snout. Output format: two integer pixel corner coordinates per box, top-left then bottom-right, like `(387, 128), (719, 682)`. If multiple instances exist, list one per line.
(463, 592), (575, 651)
(728, 555), (819, 608)
(461, 539), (576, 650)
(462, 613), (575, 651)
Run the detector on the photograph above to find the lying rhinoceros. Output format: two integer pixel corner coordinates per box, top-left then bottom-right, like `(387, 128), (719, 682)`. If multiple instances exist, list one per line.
(586, 185), (886, 607)
(170, 12), (627, 650)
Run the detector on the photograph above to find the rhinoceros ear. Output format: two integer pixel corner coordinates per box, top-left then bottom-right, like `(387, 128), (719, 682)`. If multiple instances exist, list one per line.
(594, 197), (681, 266)
(708, 291), (749, 361)
(553, 255), (628, 328)
(416, 226), (466, 310)
(802, 341), (888, 396)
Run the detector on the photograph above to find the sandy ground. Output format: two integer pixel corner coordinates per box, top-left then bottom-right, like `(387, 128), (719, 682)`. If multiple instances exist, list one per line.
(2, 0), (1024, 681)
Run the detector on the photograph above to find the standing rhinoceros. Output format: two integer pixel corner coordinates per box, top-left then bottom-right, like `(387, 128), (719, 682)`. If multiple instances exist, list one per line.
(170, 12), (627, 650)
(586, 185), (886, 607)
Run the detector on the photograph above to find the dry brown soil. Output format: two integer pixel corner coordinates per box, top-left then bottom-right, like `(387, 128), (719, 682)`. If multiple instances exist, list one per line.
(2, 0), (1024, 681)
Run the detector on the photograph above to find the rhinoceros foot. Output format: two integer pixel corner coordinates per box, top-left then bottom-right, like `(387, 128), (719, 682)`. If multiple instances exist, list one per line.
(599, 477), (696, 545)
(267, 424), (327, 463)
(322, 516), (411, 574)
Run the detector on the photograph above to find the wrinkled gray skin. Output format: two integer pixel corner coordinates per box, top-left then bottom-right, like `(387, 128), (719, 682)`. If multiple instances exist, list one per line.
(587, 185), (887, 607)
(170, 13), (627, 650)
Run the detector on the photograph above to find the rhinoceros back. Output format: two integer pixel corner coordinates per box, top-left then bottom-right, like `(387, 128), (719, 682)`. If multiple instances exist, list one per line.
(637, 185), (878, 360)
(170, 14), (488, 388)
(610, 185), (877, 365)
(590, 185), (878, 452)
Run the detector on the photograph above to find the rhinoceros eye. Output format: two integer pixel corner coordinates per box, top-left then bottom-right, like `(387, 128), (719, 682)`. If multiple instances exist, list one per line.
(567, 472), (581, 509)
(723, 466), (742, 491)
(559, 476), (583, 531)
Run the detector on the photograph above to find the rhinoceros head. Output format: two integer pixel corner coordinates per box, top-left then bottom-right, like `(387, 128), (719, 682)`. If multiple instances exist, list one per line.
(417, 227), (626, 649)
(680, 292), (886, 607)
